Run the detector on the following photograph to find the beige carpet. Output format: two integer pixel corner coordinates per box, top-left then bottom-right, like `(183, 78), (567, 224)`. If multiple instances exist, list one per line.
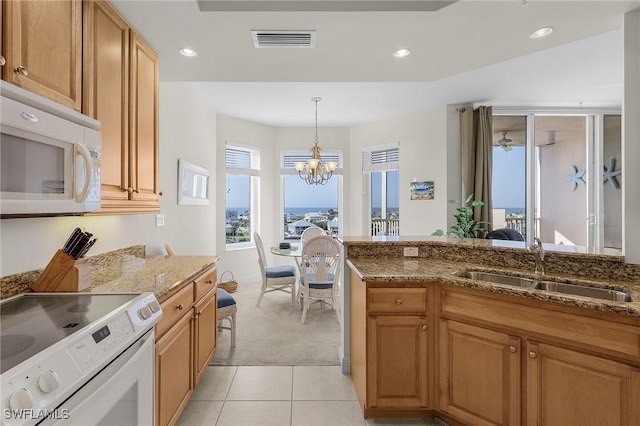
(210, 281), (341, 366)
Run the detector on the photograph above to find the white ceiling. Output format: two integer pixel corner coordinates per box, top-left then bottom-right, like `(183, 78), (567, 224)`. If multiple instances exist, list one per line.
(111, 0), (639, 127)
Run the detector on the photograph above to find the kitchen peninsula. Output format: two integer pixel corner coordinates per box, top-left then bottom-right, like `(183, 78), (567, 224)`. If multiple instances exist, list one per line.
(342, 236), (640, 425)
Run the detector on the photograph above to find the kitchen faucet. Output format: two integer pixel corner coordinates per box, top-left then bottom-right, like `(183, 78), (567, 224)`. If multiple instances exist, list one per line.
(528, 237), (545, 275)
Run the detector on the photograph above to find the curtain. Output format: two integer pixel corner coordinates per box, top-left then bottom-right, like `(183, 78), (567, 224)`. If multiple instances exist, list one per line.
(460, 106), (493, 234)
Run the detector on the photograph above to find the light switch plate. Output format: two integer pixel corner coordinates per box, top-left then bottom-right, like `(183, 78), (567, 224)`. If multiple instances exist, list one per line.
(155, 214), (165, 227)
(404, 247), (419, 257)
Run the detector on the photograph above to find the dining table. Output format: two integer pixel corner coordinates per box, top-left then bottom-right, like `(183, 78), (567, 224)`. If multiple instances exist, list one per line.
(270, 243), (303, 273)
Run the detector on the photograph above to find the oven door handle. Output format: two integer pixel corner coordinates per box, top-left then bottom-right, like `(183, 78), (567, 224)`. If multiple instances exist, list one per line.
(41, 329), (155, 425)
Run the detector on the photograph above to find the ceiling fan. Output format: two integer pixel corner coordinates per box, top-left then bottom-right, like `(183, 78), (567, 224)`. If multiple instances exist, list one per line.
(496, 131), (513, 152)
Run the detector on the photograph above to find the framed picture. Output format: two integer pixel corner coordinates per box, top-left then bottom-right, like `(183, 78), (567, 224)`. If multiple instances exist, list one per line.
(178, 159), (210, 205)
(410, 181), (434, 200)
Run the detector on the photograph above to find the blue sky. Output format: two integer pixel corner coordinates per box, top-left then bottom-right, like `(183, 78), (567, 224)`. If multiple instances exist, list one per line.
(492, 146), (526, 209)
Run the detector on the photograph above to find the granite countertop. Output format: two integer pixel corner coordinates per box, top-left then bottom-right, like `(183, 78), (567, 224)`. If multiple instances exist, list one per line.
(89, 255), (220, 302)
(347, 257), (640, 317)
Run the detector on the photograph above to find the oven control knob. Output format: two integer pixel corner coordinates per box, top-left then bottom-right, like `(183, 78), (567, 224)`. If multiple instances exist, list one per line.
(138, 306), (152, 320)
(148, 300), (161, 313)
(38, 370), (60, 393)
(9, 388), (33, 411)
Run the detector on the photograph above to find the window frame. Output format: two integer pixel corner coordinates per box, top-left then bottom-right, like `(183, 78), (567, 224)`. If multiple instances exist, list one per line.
(225, 142), (260, 250)
(280, 149), (343, 240)
(362, 143), (400, 236)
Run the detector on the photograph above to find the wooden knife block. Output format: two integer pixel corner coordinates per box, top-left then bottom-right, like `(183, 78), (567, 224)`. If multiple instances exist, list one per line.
(31, 249), (92, 292)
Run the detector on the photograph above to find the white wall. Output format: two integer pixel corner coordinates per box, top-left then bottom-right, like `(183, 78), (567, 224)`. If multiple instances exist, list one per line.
(0, 83), (218, 276)
(348, 106), (454, 237)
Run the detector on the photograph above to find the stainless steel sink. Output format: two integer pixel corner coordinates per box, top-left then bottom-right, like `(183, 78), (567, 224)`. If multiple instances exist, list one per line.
(458, 271), (633, 302)
(537, 281), (633, 302)
(460, 271), (538, 289)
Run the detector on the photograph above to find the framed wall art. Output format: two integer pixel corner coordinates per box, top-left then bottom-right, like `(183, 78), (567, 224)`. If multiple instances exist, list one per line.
(410, 181), (434, 200)
(178, 159), (210, 205)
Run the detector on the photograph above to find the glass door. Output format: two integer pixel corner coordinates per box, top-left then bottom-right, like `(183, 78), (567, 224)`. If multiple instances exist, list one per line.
(492, 112), (621, 254)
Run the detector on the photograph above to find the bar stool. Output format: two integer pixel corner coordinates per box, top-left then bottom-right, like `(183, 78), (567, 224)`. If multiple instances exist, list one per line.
(217, 288), (237, 348)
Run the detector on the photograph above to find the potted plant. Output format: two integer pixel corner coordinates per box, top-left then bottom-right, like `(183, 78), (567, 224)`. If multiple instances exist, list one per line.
(432, 193), (486, 238)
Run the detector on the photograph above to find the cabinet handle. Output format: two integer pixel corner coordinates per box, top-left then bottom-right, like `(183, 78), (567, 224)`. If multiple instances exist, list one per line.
(206, 280), (213, 285)
(159, 191), (163, 196)
(528, 351), (537, 359)
(0, 56), (6, 66)
(195, 311), (201, 318)
(127, 187), (133, 194)
(421, 325), (427, 331)
(15, 65), (28, 76)
(176, 303), (184, 310)
(509, 346), (517, 353)
(396, 299), (403, 305)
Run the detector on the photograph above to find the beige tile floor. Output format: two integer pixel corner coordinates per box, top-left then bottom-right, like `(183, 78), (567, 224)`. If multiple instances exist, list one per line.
(176, 366), (440, 426)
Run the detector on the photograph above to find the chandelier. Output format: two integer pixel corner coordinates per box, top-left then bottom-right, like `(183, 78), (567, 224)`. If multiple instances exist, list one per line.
(294, 97), (337, 185)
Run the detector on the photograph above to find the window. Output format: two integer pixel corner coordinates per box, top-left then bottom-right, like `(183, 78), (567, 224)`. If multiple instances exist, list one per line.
(492, 113), (622, 253)
(226, 143), (260, 248)
(281, 151), (342, 240)
(363, 144), (399, 236)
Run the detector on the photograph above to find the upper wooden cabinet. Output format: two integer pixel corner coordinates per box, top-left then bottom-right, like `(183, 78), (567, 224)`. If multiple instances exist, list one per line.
(2, 0), (83, 110)
(83, 0), (160, 214)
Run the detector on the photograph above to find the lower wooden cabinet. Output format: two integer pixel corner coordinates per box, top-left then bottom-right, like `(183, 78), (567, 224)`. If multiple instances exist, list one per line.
(368, 315), (428, 409)
(349, 273), (640, 424)
(436, 286), (640, 426)
(439, 319), (521, 426)
(155, 310), (194, 426)
(194, 288), (217, 385)
(350, 271), (433, 418)
(155, 265), (217, 426)
(526, 341), (640, 426)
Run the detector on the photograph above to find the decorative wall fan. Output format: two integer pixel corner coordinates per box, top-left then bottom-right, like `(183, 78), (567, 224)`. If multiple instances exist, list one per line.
(496, 131), (513, 152)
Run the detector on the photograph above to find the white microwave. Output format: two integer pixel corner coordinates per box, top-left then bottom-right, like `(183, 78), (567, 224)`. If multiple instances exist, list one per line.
(0, 82), (101, 217)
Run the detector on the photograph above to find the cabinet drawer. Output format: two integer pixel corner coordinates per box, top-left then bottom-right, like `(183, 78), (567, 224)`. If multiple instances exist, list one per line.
(156, 284), (194, 339)
(194, 267), (217, 301)
(368, 288), (427, 313)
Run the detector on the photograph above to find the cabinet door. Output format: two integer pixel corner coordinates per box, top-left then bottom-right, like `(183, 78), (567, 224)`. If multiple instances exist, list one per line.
(526, 341), (640, 426)
(155, 310), (194, 426)
(129, 32), (160, 210)
(82, 0), (130, 205)
(367, 315), (428, 408)
(3, 0), (82, 110)
(194, 288), (217, 385)
(439, 319), (521, 426)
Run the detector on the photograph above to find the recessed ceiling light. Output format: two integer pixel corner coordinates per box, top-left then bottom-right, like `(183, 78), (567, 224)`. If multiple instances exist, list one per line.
(179, 48), (198, 57)
(529, 26), (553, 39)
(393, 48), (411, 58)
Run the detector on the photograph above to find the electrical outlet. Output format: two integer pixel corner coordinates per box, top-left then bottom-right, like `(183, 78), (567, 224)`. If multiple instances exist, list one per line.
(155, 273), (165, 286)
(155, 214), (165, 227)
(404, 247), (419, 257)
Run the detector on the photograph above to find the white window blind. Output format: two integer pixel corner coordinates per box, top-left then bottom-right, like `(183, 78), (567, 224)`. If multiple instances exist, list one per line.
(226, 143), (260, 176)
(362, 144), (399, 172)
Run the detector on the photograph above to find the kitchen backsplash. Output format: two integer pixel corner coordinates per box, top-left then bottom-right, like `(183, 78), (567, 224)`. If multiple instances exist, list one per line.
(0, 245), (146, 299)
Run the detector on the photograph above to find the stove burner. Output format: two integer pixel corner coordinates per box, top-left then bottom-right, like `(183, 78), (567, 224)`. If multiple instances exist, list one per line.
(1, 334), (36, 359)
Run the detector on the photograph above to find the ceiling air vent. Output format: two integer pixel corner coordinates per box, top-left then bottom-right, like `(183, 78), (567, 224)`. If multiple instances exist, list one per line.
(251, 30), (316, 48)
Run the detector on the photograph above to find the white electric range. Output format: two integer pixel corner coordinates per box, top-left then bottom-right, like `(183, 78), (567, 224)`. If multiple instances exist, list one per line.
(1, 292), (162, 425)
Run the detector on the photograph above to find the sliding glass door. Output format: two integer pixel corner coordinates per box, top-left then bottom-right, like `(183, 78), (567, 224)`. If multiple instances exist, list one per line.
(492, 112), (621, 254)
